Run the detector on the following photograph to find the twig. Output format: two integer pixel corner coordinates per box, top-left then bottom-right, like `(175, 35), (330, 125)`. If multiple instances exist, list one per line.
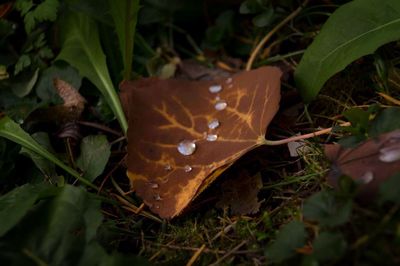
(209, 240), (248, 266)
(246, 0), (309, 70)
(77, 120), (123, 137)
(186, 244), (206, 266)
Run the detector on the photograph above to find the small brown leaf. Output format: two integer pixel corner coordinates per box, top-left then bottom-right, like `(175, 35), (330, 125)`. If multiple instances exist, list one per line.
(325, 129), (400, 199)
(216, 172), (263, 215)
(120, 66), (282, 218)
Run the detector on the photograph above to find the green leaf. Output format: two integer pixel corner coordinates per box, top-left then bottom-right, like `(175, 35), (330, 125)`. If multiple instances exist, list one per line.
(20, 132), (58, 182)
(14, 54), (31, 75)
(12, 68), (39, 98)
(265, 221), (307, 263)
(369, 107), (400, 137)
(107, 0), (140, 80)
(379, 173), (400, 204)
(56, 11), (128, 133)
(312, 231), (347, 261)
(76, 135), (111, 182)
(303, 190), (352, 227)
(0, 116), (96, 189)
(295, 0), (400, 102)
(0, 184), (147, 265)
(252, 8), (274, 27)
(0, 183), (57, 237)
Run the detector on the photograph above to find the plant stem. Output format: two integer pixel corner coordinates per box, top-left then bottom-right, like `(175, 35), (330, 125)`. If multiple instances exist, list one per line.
(262, 122), (350, 146)
(246, 0), (310, 71)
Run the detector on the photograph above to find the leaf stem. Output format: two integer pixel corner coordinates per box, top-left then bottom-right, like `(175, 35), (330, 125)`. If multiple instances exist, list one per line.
(262, 122), (350, 146)
(246, 0), (309, 71)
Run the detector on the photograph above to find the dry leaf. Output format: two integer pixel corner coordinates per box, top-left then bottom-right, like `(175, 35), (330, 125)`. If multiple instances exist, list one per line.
(325, 129), (400, 199)
(120, 66), (282, 218)
(216, 172), (263, 215)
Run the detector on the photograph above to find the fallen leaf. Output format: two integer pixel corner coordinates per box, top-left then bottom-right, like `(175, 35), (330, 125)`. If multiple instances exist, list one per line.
(216, 172), (262, 215)
(120, 66), (282, 218)
(325, 129), (400, 199)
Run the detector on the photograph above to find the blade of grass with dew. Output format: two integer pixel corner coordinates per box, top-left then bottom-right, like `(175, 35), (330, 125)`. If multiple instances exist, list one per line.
(0, 116), (96, 189)
(56, 11), (128, 133)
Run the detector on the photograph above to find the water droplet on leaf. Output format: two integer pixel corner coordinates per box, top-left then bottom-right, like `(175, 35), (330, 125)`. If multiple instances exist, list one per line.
(184, 165), (192, 172)
(379, 146), (400, 162)
(150, 183), (159, 189)
(215, 100), (227, 111)
(177, 140), (196, 156)
(359, 171), (374, 184)
(208, 119), (220, 129)
(209, 84), (222, 93)
(207, 134), (218, 141)
(154, 194), (162, 201)
(226, 77), (232, 84)
(164, 164), (172, 171)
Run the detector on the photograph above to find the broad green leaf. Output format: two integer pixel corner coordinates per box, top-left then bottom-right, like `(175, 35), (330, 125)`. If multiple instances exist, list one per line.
(295, 0), (400, 102)
(252, 8), (274, 27)
(56, 11), (128, 133)
(369, 107), (400, 137)
(312, 231), (347, 261)
(0, 183), (57, 237)
(303, 190), (352, 227)
(76, 135), (111, 182)
(0, 116), (96, 189)
(265, 221), (307, 263)
(379, 173), (400, 204)
(108, 0), (140, 80)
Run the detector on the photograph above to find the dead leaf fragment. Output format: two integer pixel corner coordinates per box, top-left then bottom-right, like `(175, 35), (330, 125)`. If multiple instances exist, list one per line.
(120, 66), (282, 218)
(325, 129), (400, 199)
(216, 172), (263, 215)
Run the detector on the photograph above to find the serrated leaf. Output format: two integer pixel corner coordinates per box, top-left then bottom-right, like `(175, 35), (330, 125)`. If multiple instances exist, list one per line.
(295, 0), (400, 102)
(76, 135), (111, 182)
(107, 0), (140, 80)
(0, 116), (95, 189)
(23, 0), (59, 33)
(303, 190), (352, 227)
(14, 54), (31, 75)
(56, 11), (127, 133)
(265, 221), (307, 263)
(120, 66), (282, 218)
(312, 231), (347, 261)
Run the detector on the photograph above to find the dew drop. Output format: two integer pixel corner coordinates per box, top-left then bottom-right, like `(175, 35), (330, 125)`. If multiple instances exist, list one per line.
(215, 96), (221, 101)
(228, 84), (233, 89)
(209, 84), (222, 93)
(215, 100), (227, 111)
(358, 171), (374, 184)
(154, 194), (162, 201)
(206, 134), (218, 142)
(155, 205), (160, 209)
(208, 119), (220, 130)
(164, 164), (172, 171)
(184, 165), (192, 172)
(149, 183), (159, 189)
(379, 146), (400, 162)
(226, 77), (233, 84)
(177, 140), (196, 156)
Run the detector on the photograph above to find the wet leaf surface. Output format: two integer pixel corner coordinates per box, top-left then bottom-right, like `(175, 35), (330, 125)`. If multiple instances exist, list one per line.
(325, 129), (400, 199)
(120, 66), (282, 218)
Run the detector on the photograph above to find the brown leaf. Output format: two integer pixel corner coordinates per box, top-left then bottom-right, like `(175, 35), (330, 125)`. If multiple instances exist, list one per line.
(120, 66), (282, 218)
(216, 172), (263, 215)
(325, 129), (400, 199)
